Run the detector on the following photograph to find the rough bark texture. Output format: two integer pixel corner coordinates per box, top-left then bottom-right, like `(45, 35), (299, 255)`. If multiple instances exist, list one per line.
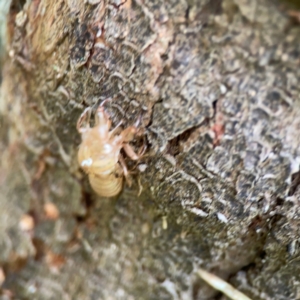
(1, 0), (300, 299)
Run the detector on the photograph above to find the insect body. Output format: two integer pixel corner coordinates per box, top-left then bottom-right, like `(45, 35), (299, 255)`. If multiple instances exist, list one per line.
(77, 103), (143, 197)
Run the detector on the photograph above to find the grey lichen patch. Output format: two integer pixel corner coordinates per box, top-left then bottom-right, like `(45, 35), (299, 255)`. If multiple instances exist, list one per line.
(70, 23), (95, 69)
(0, 156), (36, 265)
(46, 168), (85, 217)
(148, 29), (222, 148)
(231, 197), (300, 299)
(88, 42), (113, 83)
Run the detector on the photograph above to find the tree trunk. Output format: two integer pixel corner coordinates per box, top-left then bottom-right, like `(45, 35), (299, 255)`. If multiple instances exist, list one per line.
(1, 0), (300, 299)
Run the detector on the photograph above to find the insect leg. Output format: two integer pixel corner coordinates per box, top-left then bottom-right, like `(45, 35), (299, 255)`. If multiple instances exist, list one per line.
(108, 120), (123, 137)
(119, 126), (137, 142)
(77, 107), (92, 133)
(137, 135), (147, 157)
(123, 143), (147, 160)
(119, 154), (132, 186)
(100, 98), (112, 107)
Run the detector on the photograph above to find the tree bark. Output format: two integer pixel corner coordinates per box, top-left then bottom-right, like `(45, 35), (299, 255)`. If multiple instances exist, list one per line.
(1, 0), (300, 299)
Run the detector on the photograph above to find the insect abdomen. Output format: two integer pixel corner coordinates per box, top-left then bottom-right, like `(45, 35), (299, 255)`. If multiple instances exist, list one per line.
(88, 173), (123, 197)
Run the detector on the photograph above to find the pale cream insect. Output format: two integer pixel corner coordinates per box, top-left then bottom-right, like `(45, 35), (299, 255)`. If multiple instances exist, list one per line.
(77, 103), (144, 197)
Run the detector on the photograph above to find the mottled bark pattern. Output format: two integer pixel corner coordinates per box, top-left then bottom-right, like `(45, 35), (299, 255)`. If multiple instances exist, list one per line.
(1, 0), (300, 299)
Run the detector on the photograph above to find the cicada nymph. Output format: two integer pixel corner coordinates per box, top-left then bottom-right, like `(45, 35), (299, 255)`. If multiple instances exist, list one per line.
(77, 102), (145, 197)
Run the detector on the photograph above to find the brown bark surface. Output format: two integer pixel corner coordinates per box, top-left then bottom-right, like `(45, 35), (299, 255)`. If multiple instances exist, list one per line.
(1, 0), (300, 299)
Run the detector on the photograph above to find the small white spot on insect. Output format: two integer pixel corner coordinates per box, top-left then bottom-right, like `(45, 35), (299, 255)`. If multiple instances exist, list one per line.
(102, 170), (112, 175)
(103, 143), (113, 152)
(81, 158), (93, 167)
